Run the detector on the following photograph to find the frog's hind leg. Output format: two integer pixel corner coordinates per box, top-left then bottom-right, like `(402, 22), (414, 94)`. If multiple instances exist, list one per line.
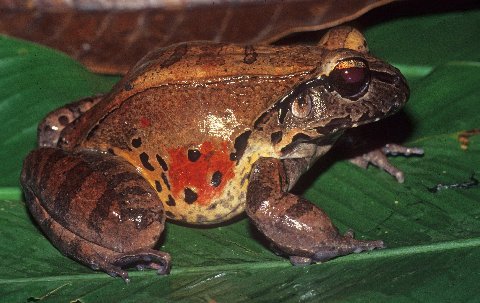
(24, 187), (170, 281)
(21, 147), (171, 281)
(246, 157), (384, 265)
(38, 95), (103, 147)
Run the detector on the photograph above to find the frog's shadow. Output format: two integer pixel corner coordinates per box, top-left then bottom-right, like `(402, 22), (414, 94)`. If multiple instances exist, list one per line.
(293, 110), (417, 193)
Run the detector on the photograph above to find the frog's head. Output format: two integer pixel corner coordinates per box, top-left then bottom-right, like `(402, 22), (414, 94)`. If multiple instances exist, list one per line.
(257, 27), (409, 158)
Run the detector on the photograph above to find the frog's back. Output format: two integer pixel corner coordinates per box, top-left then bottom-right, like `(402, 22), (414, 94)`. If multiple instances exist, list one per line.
(66, 42), (325, 224)
(126, 42), (324, 84)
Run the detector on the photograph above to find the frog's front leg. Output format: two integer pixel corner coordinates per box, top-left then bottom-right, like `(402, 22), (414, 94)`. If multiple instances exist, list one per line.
(246, 157), (384, 265)
(21, 148), (170, 281)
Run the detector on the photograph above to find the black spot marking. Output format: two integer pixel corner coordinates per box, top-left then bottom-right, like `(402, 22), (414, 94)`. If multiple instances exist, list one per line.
(156, 154), (168, 171)
(166, 195), (176, 206)
(154, 180), (162, 192)
(211, 171), (222, 187)
(188, 149), (201, 162)
(243, 45), (258, 64)
(160, 43), (188, 68)
(270, 131), (283, 145)
(131, 137), (142, 148)
(184, 188), (198, 204)
(253, 110), (274, 130)
(161, 172), (170, 190)
(165, 211), (175, 218)
(292, 133), (312, 142)
(229, 130), (251, 161)
(124, 82), (134, 91)
(58, 115), (70, 126)
(139, 152), (155, 171)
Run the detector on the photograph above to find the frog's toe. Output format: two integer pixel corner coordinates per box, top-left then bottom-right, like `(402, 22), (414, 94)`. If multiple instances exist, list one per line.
(289, 256), (313, 266)
(350, 143), (424, 183)
(312, 238), (385, 262)
(102, 265), (130, 282)
(112, 249), (171, 276)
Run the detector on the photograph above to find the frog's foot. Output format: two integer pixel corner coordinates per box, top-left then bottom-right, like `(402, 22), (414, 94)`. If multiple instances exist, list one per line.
(38, 95), (103, 147)
(112, 249), (171, 275)
(21, 147), (170, 281)
(350, 143), (424, 183)
(290, 233), (384, 265)
(289, 230), (384, 265)
(246, 157), (385, 264)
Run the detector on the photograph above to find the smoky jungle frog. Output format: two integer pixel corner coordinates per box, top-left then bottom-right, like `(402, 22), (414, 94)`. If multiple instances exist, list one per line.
(21, 27), (423, 281)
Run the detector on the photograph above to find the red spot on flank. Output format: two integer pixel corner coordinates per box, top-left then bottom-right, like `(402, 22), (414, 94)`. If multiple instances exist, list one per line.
(167, 141), (234, 206)
(140, 117), (151, 128)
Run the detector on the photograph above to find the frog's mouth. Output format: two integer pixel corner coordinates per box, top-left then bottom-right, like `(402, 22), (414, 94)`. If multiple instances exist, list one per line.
(279, 131), (341, 159)
(313, 113), (384, 136)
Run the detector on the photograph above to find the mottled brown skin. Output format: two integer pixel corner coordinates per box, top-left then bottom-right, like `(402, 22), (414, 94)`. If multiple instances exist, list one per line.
(21, 27), (421, 280)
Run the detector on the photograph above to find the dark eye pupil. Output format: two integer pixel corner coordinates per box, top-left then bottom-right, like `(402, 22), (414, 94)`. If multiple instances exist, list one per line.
(341, 67), (365, 84)
(329, 59), (370, 99)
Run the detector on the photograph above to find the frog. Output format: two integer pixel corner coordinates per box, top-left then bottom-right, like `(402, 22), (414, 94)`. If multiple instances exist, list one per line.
(20, 26), (423, 281)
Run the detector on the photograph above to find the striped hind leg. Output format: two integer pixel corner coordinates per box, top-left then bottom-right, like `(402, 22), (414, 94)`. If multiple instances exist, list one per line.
(21, 147), (170, 281)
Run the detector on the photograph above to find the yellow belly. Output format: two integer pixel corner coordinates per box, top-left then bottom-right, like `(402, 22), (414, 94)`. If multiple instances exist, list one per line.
(113, 144), (266, 224)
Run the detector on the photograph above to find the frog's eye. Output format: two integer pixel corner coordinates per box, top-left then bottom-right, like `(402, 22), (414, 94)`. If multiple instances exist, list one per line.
(329, 58), (370, 99)
(291, 90), (313, 119)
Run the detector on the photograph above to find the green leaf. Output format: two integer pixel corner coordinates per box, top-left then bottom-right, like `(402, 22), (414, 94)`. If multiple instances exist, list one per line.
(0, 36), (118, 188)
(1, 9), (479, 302)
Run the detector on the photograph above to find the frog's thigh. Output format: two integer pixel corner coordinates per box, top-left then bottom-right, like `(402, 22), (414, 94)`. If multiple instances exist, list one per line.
(246, 157), (384, 264)
(21, 148), (170, 280)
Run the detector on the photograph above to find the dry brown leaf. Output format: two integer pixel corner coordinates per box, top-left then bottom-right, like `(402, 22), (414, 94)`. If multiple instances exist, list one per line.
(0, 0), (395, 73)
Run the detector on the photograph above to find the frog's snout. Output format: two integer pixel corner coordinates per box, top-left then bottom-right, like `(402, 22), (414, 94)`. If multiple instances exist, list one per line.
(396, 72), (410, 102)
